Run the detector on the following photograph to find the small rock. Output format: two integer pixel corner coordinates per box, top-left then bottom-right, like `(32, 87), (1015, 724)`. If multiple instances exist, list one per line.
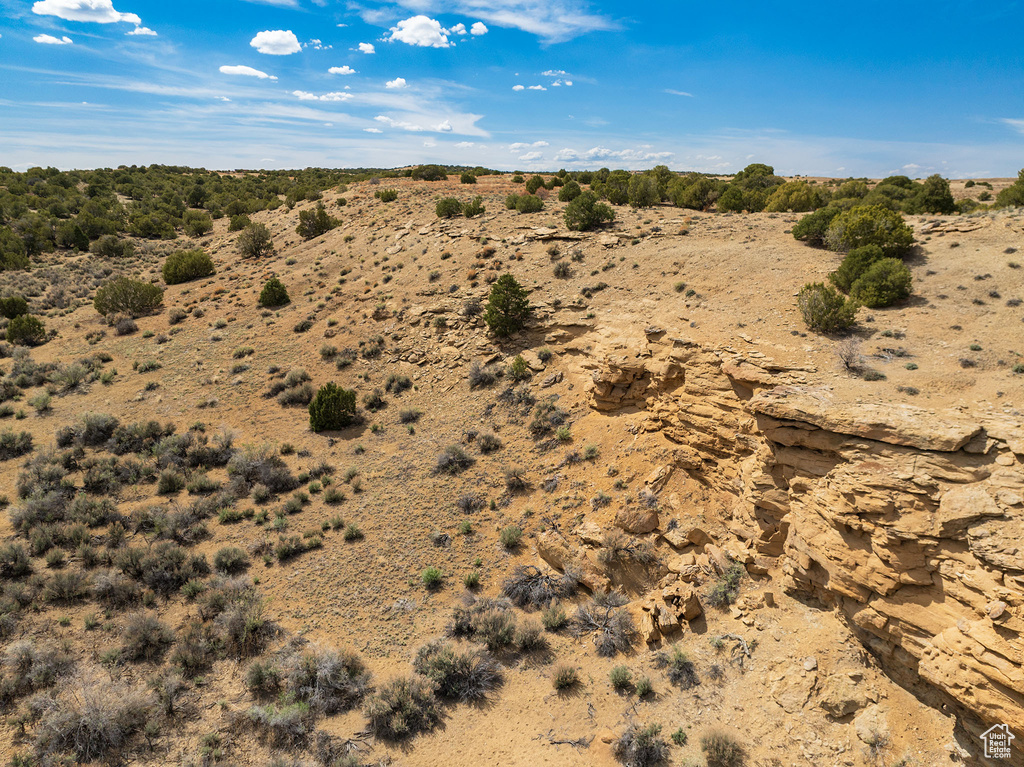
(988, 600), (1008, 620)
(614, 507), (659, 534)
(764, 591), (776, 608)
(803, 657), (817, 671)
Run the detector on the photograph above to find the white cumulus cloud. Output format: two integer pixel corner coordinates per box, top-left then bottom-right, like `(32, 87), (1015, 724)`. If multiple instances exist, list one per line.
(126, 26), (156, 36)
(436, 120), (452, 131)
(450, 23), (467, 35)
(293, 90), (353, 101)
(358, 42), (375, 54)
(328, 65), (356, 75)
(219, 64), (277, 80)
(32, 0), (139, 25)
(527, 84), (546, 90)
(389, 15), (450, 48)
(33, 34), (73, 44)
(470, 21), (488, 35)
(519, 151), (543, 160)
(512, 84), (524, 91)
(250, 29), (301, 55)
(385, 77), (407, 89)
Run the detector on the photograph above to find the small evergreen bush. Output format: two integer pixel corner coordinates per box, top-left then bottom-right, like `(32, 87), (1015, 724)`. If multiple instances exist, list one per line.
(308, 383), (357, 432)
(162, 249), (215, 285)
(6, 314), (46, 345)
(94, 277), (163, 317)
(797, 282), (858, 333)
(435, 198), (463, 218)
(850, 257), (913, 308)
(237, 223), (276, 258)
(564, 191), (615, 231)
(483, 274), (530, 337)
(259, 277), (290, 307)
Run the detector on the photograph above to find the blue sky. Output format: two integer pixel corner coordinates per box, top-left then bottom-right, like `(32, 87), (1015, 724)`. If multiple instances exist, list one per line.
(1, 0), (1023, 176)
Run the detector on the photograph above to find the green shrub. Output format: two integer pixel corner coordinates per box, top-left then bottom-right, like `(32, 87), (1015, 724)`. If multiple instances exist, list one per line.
(797, 282), (858, 333)
(564, 191), (615, 231)
(765, 180), (826, 212)
(463, 196), (485, 217)
(515, 194), (544, 214)
(421, 567), (442, 589)
(828, 244), (885, 293)
(213, 546), (249, 574)
(258, 277), (290, 307)
(511, 174), (524, 183)
(6, 314), (46, 346)
(308, 383), (357, 432)
(89, 234), (135, 259)
(627, 175), (660, 208)
(850, 258), (913, 308)
(296, 203), (340, 240)
(460, 172), (477, 184)
(237, 222), (276, 259)
(825, 204), (914, 257)
(228, 214), (251, 232)
(558, 180), (582, 202)
(0, 295), (29, 319)
(0, 226), (30, 271)
(526, 175), (545, 194)
(183, 210), (213, 237)
(410, 164), (448, 181)
(996, 168), (1024, 207)
(791, 205), (841, 245)
(94, 277), (164, 317)
(499, 525), (522, 550)
(483, 274), (530, 337)
(162, 249), (215, 285)
(435, 198), (463, 218)
(375, 188), (398, 202)
(413, 639), (501, 701)
(609, 665), (632, 690)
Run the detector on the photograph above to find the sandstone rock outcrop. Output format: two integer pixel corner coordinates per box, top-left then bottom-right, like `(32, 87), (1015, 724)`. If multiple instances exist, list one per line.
(583, 334), (1024, 756)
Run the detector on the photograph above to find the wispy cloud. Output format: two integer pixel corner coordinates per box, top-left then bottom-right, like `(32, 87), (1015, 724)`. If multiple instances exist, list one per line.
(33, 34), (73, 44)
(219, 65), (278, 80)
(665, 89), (693, 97)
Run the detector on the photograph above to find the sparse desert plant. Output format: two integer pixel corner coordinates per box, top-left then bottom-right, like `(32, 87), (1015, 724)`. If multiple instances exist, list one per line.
(614, 723), (669, 767)
(213, 546), (249, 574)
(573, 596), (637, 656)
(666, 646), (700, 689)
(701, 731), (746, 767)
(635, 676), (653, 698)
(413, 639), (502, 701)
(434, 445), (474, 475)
(552, 664), (579, 690)
(707, 564), (744, 607)
(286, 646), (371, 714)
(499, 525), (523, 550)
(375, 188), (398, 202)
(34, 678), (155, 762)
(797, 282), (858, 333)
(94, 277), (164, 317)
(162, 249), (215, 285)
(0, 429), (33, 460)
(121, 612), (173, 661)
(610, 665), (633, 691)
(502, 564), (580, 608)
(237, 222), (276, 259)
(421, 566), (443, 589)
(364, 675), (442, 740)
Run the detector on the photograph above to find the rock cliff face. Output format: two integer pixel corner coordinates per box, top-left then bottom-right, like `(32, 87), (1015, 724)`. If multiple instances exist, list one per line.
(585, 334), (1024, 757)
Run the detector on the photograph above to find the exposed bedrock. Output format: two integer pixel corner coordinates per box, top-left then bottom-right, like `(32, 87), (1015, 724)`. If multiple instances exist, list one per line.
(584, 334), (1024, 755)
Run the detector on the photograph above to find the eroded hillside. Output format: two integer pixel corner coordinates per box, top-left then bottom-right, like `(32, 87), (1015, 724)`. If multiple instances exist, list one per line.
(1, 172), (1022, 766)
